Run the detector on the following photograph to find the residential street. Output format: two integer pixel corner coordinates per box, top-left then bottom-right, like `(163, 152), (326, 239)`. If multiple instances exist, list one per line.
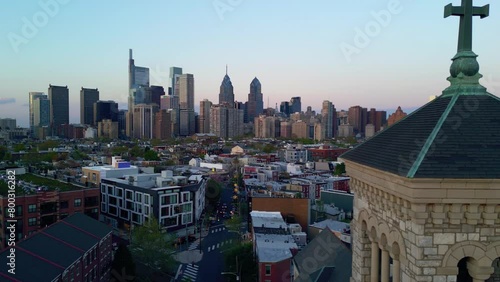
(176, 181), (244, 282)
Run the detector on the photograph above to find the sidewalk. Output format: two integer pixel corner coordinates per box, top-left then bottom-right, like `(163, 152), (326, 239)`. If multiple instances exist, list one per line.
(174, 228), (208, 264)
(174, 249), (203, 264)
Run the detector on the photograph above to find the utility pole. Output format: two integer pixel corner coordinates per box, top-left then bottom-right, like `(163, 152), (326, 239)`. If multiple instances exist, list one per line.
(199, 214), (203, 254)
(236, 256), (239, 281)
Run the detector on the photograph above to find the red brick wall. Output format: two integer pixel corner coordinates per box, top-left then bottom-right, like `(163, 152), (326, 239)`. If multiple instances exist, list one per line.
(0, 188), (100, 249)
(258, 259), (292, 282)
(251, 198), (309, 231)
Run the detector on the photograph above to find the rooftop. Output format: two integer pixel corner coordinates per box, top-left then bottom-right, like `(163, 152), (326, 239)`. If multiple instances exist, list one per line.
(81, 164), (138, 172)
(310, 219), (350, 233)
(293, 227), (352, 282)
(0, 173), (86, 197)
(256, 246), (293, 263)
(251, 211), (287, 229)
(255, 233), (297, 250)
(0, 213), (112, 282)
(341, 93), (500, 178)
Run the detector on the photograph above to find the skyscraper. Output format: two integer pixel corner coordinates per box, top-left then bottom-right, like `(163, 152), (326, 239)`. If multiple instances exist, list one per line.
(160, 95), (179, 111)
(48, 85), (69, 135)
(178, 74), (194, 110)
(169, 67), (183, 97)
(118, 109), (127, 138)
(321, 100), (337, 139)
(0, 119), (16, 130)
(280, 101), (290, 117)
(254, 115), (280, 138)
(94, 100), (119, 126)
(29, 92), (46, 132)
(127, 49), (150, 137)
(368, 108), (387, 132)
(210, 104), (243, 139)
(145, 85), (165, 107)
(199, 99), (212, 133)
(33, 96), (50, 127)
(289, 97), (301, 114)
(246, 77), (264, 123)
(154, 110), (172, 140)
(133, 104), (158, 139)
(80, 87), (99, 125)
(348, 105), (368, 135)
(177, 74), (195, 136)
(219, 68), (235, 105)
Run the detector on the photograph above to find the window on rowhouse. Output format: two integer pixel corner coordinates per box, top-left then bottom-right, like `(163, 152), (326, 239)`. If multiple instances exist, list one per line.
(265, 264), (271, 276)
(60, 201), (69, 209)
(74, 198), (82, 207)
(28, 204), (37, 213)
(28, 217), (37, 226)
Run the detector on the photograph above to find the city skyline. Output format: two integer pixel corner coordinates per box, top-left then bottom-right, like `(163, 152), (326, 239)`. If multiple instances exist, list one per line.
(2, 1), (500, 127)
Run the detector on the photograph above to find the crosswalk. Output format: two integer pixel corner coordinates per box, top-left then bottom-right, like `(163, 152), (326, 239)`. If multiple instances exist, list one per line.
(188, 239), (200, 251)
(207, 239), (233, 252)
(210, 226), (225, 234)
(180, 263), (199, 282)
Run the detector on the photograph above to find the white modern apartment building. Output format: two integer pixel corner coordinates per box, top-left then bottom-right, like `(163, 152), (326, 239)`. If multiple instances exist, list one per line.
(100, 170), (206, 230)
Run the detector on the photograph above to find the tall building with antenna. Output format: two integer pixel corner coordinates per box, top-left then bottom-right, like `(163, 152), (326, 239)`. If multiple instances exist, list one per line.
(219, 65), (234, 105)
(127, 49), (150, 137)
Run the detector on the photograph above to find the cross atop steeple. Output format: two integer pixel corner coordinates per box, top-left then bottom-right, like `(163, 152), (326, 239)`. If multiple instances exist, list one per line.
(445, 0), (489, 52)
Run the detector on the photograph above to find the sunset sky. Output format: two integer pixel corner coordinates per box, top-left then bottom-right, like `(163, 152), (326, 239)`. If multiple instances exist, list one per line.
(2, 0), (499, 127)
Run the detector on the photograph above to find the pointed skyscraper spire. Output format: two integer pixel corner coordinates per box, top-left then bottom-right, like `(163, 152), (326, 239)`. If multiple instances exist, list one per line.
(226, 64), (228, 75)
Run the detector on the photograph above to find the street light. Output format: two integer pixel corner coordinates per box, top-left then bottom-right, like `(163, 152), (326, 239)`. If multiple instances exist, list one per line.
(221, 272), (239, 281)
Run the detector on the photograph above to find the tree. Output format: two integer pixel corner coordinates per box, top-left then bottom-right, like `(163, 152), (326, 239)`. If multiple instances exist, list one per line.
(222, 242), (257, 282)
(129, 145), (144, 159)
(144, 150), (159, 161)
(262, 144), (276, 154)
(205, 179), (222, 206)
(224, 215), (242, 235)
(22, 152), (42, 165)
(111, 243), (136, 280)
(239, 202), (249, 219)
(0, 146), (8, 160)
(112, 146), (129, 156)
(334, 163), (346, 176)
(130, 215), (176, 275)
(13, 143), (26, 152)
(70, 150), (89, 161)
(150, 139), (163, 147)
(315, 200), (325, 222)
(38, 140), (60, 151)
